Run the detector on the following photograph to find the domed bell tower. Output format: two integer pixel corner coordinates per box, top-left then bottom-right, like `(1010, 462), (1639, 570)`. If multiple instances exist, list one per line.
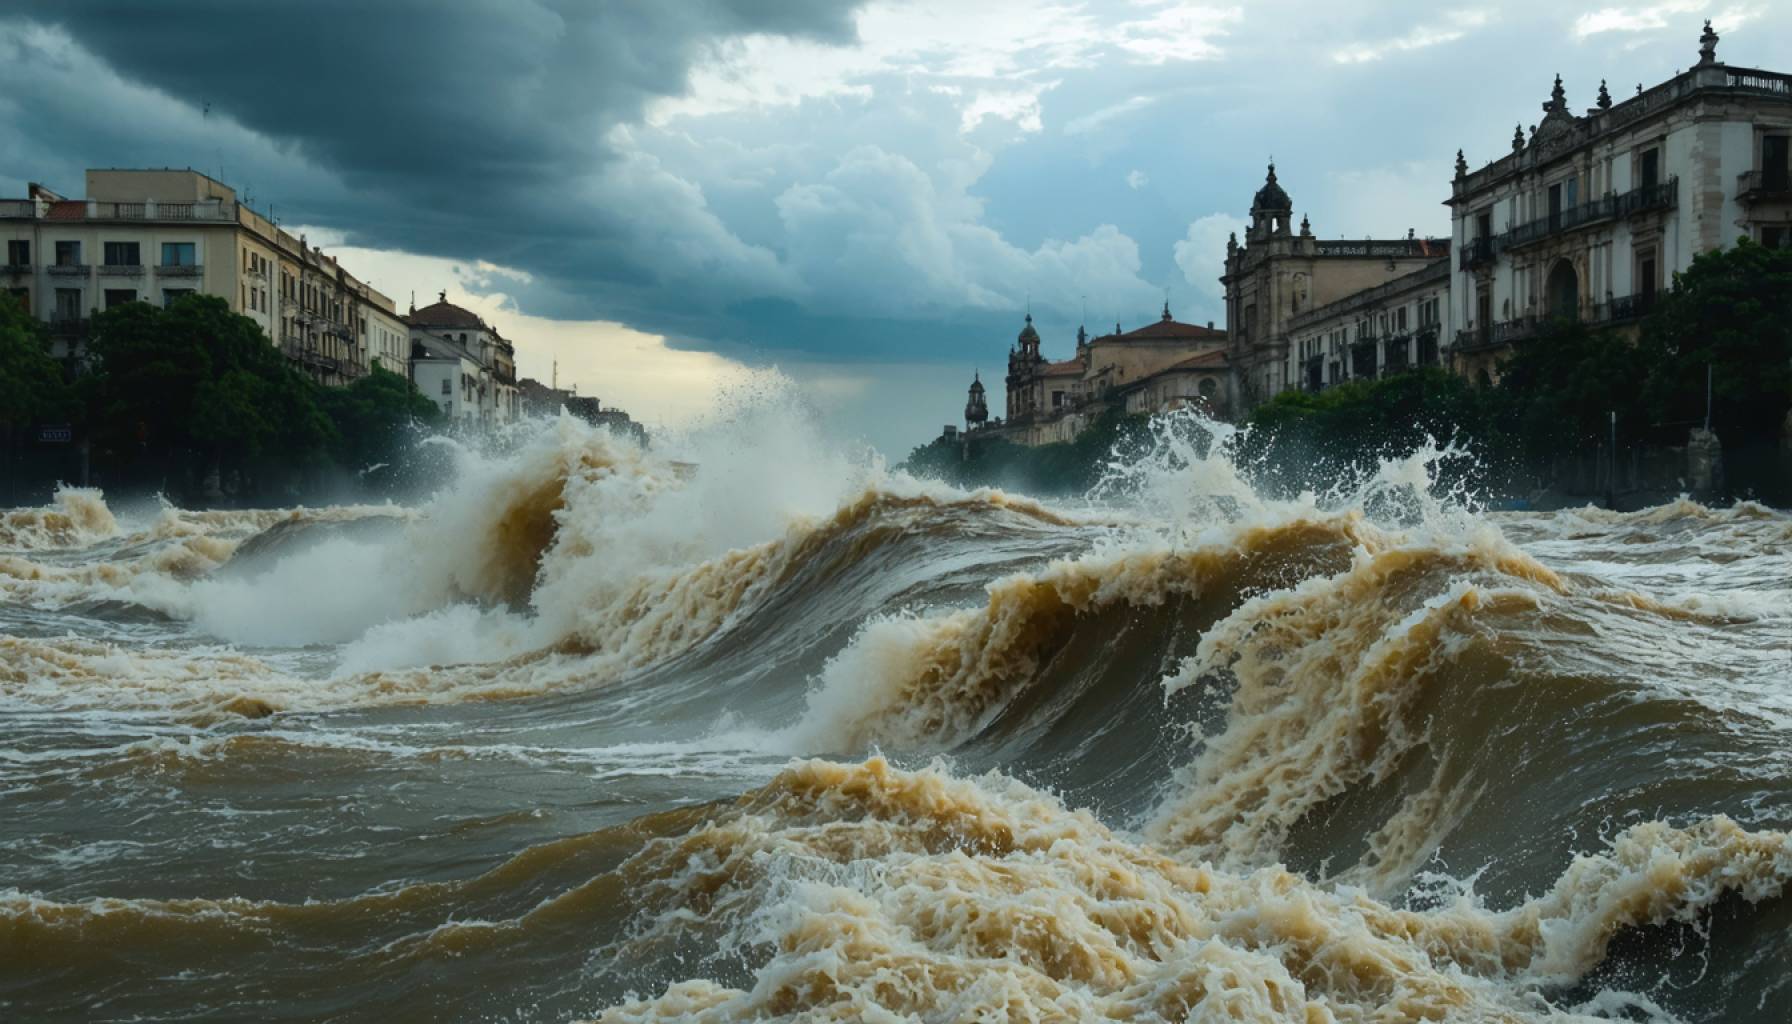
(964, 372), (988, 429)
(1249, 162), (1294, 241)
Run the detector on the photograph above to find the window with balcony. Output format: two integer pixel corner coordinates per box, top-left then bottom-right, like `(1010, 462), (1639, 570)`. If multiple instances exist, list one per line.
(6, 288), (27, 313)
(160, 242), (196, 267)
(104, 241), (140, 266)
(1761, 226), (1786, 250)
(1639, 148), (1660, 190)
(54, 288), (82, 320)
(162, 288), (194, 307)
(1765, 135), (1789, 192)
(104, 289), (137, 309)
(6, 240), (27, 266)
(55, 241), (82, 266)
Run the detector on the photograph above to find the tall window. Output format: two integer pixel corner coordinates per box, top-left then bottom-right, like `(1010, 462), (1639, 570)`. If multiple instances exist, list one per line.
(104, 241), (140, 266)
(160, 242), (196, 267)
(54, 288), (83, 320)
(162, 288), (194, 308)
(104, 289), (137, 309)
(6, 240), (27, 266)
(441, 377), (451, 396)
(1765, 135), (1789, 192)
(1639, 148), (1660, 190)
(55, 240), (82, 266)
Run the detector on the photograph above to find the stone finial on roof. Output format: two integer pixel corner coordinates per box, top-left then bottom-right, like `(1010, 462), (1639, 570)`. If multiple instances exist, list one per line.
(1512, 124), (1525, 153)
(1454, 149), (1468, 179)
(1698, 19), (1719, 65)
(1596, 79), (1612, 109)
(1543, 74), (1566, 114)
(1299, 212), (1312, 237)
(438, 289), (447, 303)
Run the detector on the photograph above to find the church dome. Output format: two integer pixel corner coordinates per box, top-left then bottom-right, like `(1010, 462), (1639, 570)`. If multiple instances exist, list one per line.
(1252, 163), (1292, 212)
(1017, 313), (1039, 344)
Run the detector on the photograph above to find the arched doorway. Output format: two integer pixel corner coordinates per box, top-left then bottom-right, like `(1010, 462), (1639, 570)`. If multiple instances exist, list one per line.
(1546, 259), (1579, 320)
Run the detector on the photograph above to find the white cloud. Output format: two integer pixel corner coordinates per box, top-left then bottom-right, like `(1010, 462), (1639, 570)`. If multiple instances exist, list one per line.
(1063, 95), (1159, 136)
(1110, 2), (1243, 64)
(1332, 9), (1493, 63)
(1173, 212), (1245, 299)
(1572, 0), (1705, 38)
(960, 84), (1056, 133)
(1126, 169), (1149, 189)
(776, 145), (1159, 318)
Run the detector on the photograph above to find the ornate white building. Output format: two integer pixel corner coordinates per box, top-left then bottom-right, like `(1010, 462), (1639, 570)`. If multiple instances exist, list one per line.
(1448, 22), (1792, 381)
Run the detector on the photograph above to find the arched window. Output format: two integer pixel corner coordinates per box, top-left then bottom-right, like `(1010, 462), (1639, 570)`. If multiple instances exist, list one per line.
(1546, 260), (1579, 320)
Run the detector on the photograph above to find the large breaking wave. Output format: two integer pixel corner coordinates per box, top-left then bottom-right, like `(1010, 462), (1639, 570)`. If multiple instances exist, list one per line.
(1, 406), (1787, 1022)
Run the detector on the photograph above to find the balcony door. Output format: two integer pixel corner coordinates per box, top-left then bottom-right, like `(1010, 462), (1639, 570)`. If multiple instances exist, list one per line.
(1765, 135), (1789, 192)
(1547, 183), (1563, 231)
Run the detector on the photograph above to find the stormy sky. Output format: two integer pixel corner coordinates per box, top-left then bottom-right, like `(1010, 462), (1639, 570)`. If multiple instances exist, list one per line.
(3, 1), (1786, 453)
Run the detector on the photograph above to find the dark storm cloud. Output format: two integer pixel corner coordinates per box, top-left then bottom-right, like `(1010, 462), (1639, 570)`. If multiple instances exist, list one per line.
(2, 0), (862, 334)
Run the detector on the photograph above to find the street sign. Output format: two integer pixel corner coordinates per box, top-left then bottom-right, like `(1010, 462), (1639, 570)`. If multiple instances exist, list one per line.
(37, 425), (72, 444)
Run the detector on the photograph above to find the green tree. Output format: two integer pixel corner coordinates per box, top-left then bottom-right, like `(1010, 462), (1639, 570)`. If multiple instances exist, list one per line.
(82, 294), (334, 493)
(0, 291), (71, 429)
(315, 363), (442, 481)
(1495, 319), (1649, 455)
(1637, 237), (1792, 446)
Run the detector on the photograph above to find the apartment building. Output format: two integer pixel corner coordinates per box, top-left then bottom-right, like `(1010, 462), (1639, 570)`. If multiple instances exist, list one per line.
(1282, 259), (1453, 393)
(1, 168), (405, 384)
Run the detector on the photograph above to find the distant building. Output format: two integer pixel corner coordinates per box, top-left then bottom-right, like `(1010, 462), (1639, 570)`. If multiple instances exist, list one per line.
(1448, 22), (1792, 381)
(956, 305), (1228, 447)
(1280, 258), (1453, 394)
(1221, 164), (1446, 410)
(517, 376), (646, 443)
(0, 168), (403, 386)
(404, 293), (520, 425)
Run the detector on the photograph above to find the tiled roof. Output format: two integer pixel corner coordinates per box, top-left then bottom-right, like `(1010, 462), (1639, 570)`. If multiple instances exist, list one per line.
(407, 299), (485, 329)
(1109, 318), (1225, 343)
(1042, 359), (1083, 377)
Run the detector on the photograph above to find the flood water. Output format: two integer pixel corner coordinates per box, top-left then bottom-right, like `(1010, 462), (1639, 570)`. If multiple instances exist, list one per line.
(2, 413), (1789, 1022)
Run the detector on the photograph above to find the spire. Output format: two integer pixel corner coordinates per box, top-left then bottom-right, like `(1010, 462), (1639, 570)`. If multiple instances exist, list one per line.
(1596, 79), (1612, 109)
(1161, 298), (1172, 322)
(1545, 73), (1566, 114)
(1299, 212), (1312, 237)
(1698, 19), (1719, 65)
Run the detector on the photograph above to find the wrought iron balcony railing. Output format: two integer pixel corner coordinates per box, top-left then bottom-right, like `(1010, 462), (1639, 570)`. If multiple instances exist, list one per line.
(99, 264), (145, 277)
(156, 263), (203, 277)
(47, 263), (91, 276)
(1737, 168), (1792, 202)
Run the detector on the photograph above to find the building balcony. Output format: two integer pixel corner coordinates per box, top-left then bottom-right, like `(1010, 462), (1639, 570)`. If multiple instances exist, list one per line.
(1, 263), (28, 276)
(1591, 291), (1658, 324)
(1737, 168), (1792, 203)
(48, 317), (91, 337)
(1382, 333), (1412, 373)
(47, 263), (91, 277)
(1616, 178), (1677, 217)
(1499, 178), (1678, 253)
(156, 263), (203, 277)
(0, 200), (34, 219)
(1458, 236), (1497, 271)
(98, 263), (145, 277)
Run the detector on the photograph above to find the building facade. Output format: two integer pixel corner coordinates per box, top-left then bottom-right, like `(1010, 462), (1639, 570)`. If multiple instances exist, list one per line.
(1448, 23), (1792, 380)
(406, 294), (521, 425)
(1280, 258), (1453, 393)
(1, 168), (402, 386)
(973, 306), (1228, 445)
(1221, 165), (1446, 410)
